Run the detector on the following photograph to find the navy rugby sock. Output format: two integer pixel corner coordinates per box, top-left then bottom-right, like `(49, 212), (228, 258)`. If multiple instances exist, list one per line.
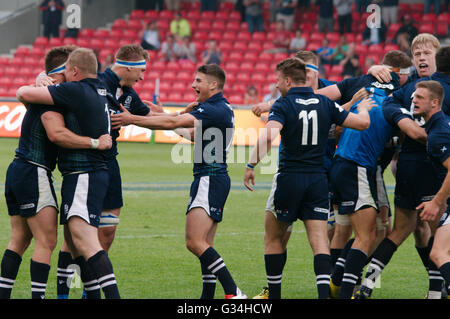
(331, 238), (354, 286)
(200, 263), (216, 299)
(264, 253), (284, 299)
(57, 251), (75, 299)
(87, 250), (120, 299)
(30, 259), (50, 299)
(74, 256), (101, 299)
(339, 248), (367, 299)
(314, 254), (331, 299)
(0, 249), (22, 299)
(199, 247), (237, 296)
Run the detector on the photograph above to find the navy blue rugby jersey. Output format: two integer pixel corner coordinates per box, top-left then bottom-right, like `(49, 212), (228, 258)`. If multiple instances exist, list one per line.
(189, 92), (234, 177)
(425, 111), (450, 187)
(98, 68), (150, 158)
(15, 104), (58, 171)
(384, 72), (450, 160)
(269, 87), (349, 173)
(46, 78), (111, 174)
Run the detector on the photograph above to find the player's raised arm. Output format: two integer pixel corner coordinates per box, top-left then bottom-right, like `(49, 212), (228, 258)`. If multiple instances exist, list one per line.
(315, 83), (342, 101)
(111, 104), (196, 130)
(16, 85), (55, 105)
(340, 98), (375, 130)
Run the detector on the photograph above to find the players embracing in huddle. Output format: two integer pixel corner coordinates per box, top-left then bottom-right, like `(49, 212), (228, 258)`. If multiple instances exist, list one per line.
(0, 30), (449, 300)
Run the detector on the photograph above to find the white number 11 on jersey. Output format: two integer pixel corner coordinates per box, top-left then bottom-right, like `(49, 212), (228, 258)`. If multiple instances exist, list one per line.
(298, 110), (318, 145)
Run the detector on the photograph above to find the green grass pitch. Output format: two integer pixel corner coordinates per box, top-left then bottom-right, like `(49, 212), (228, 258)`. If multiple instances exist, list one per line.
(0, 138), (429, 299)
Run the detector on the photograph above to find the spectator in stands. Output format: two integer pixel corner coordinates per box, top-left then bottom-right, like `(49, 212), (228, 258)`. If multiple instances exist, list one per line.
(101, 53), (115, 73)
(340, 43), (362, 78)
(289, 30), (307, 53)
(268, 0), (279, 23)
(202, 39), (223, 65)
(201, 0), (218, 12)
(140, 21), (161, 51)
(362, 20), (387, 45)
(334, 0), (352, 34)
(40, 0), (65, 39)
(161, 34), (182, 62)
(244, 85), (261, 105)
(170, 12), (191, 41)
(263, 83), (281, 102)
(317, 38), (335, 65)
(425, 0), (441, 16)
(394, 14), (418, 55)
(266, 20), (291, 53)
(148, 0), (164, 11)
(178, 36), (197, 64)
(235, 0), (247, 22)
(331, 34), (349, 65)
(276, 0), (298, 31)
(380, 0), (399, 25)
(316, 0), (334, 33)
(355, 0), (370, 12)
(298, 0), (311, 9)
(244, 0), (264, 33)
(165, 0), (181, 11)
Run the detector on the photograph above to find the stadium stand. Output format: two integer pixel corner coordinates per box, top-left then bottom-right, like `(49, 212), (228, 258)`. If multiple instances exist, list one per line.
(0, 0), (449, 103)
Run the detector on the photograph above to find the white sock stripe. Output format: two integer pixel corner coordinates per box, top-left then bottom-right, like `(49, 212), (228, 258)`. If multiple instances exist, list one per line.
(369, 263), (382, 272)
(317, 280), (331, 285)
(267, 279), (282, 284)
(343, 273), (359, 280)
(83, 279), (98, 286)
(337, 257), (346, 263)
(342, 278), (358, 284)
(316, 274), (330, 280)
(31, 281), (47, 287)
(0, 277), (15, 284)
(202, 280), (217, 283)
(371, 258), (385, 268)
(100, 280), (117, 288)
(98, 274), (115, 284)
(211, 262), (225, 274)
(202, 274), (216, 279)
(335, 261), (345, 267)
(429, 275), (444, 280)
(428, 270), (441, 275)
(57, 267), (75, 273)
(266, 275), (282, 280)
(207, 258), (223, 271)
(0, 283), (14, 289)
(85, 284), (101, 291)
(31, 288), (46, 292)
(57, 273), (74, 278)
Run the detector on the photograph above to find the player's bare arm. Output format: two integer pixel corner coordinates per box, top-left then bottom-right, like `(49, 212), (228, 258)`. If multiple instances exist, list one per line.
(16, 85), (54, 105)
(397, 117), (427, 144)
(41, 111), (112, 150)
(341, 97), (375, 130)
(111, 104), (196, 130)
(315, 84), (342, 101)
(244, 120), (282, 191)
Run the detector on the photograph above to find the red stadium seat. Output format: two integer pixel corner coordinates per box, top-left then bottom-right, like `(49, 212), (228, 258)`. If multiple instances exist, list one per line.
(144, 10), (159, 20)
(123, 29), (139, 40)
(161, 71), (176, 81)
(226, 21), (241, 32)
(14, 46), (29, 58)
(222, 31), (237, 41)
(109, 29), (123, 39)
(224, 61), (240, 73)
(186, 11), (201, 20)
(229, 11), (241, 22)
(166, 61), (181, 71)
(33, 37), (48, 48)
(236, 31), (251, 42)
(235, 72), (251, 84)
(211, 21), (226, 31)
(0, 77), (12, 88)
(368, 44), (384, 56)
(29, 47), (44, 57)
(233, 41), (247, 51)
(0, 87), (8, 96)
(254, 62), (270, 73)
(23, 57), (39, 67)
(94, 29), (110, 39)
(215, 11), (229, 21)
(243, 52), (259, 63)
(219, 40), (234, 53)
(209, 31), (222, 41)
(227, 52), (243, 63)
(418, 23), (434, 34)
(228, 94), (244, 105)
(167, 92), (183, 103)
(130, 9), (144, 19)
(329, 64), (344, 76)
(90, 38), (104, 49)
(112, 19), (127, 30)
(251, 73), (266, 85)
(436, 23), (448, 36)
(103, 39), (118, 50)
(63, 37), (77, 46)
(159, 10), (174, 21)
(76, 38), (90, 47)
(48, 37), (62, 46)
(9, 57), (23, 68)
(200, 11), (215, 21)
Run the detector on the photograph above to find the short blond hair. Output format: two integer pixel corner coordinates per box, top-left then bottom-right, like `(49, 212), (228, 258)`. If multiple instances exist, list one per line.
(416, 80), (444, 107)
(411, 33), (440, 54)
(67, 48), (98, 75)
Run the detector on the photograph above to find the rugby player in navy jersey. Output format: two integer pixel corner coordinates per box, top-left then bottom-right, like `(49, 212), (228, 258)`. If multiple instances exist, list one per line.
(414, 81), (450, 293)
(111, 64), (247, 299)
(357, 44), (450, 299)
(16, 48), (120, 299)
(0, 46), (111, 299)
(243, 57), (375, 299)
